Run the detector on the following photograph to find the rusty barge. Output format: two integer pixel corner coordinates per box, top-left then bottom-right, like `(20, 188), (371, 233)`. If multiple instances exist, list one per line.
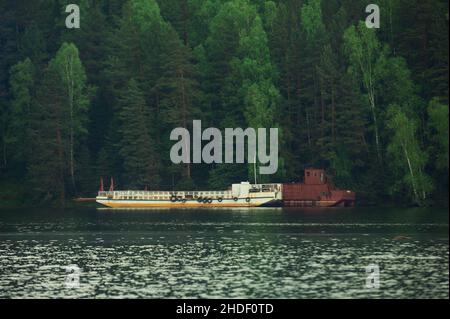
(282, 168), (355, 207)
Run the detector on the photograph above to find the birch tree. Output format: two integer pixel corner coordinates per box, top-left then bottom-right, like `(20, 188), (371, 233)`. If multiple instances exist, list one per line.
(344, 22), (388, 163)
(49, 42), (90, 194)
(386, 105), (433, 205)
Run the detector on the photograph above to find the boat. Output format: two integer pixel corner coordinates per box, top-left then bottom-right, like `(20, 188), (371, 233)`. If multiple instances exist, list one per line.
(96, 182), (283, 208)
(95, 168), (355, 208)
(282, 168), (356, 207)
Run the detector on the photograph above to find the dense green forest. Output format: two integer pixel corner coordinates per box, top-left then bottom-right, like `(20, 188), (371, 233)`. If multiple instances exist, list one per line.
(0, 0), (448, 207)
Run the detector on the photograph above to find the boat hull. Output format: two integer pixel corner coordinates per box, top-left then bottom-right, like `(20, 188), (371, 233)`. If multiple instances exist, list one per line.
(283, 199), (355, 207)
(96, 197), (281, 208)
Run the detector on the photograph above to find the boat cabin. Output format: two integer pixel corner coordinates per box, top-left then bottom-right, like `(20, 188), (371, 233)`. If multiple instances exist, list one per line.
(304, 168), (327, 185)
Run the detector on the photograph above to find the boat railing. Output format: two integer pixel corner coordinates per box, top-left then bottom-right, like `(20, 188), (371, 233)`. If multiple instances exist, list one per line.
(97, 183), (281, 200)
(249, 183), (281, 193)
(97, 190), (234, 200)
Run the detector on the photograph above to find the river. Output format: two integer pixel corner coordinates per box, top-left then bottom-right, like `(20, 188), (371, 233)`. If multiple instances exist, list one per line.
(0, 207), (448, 298)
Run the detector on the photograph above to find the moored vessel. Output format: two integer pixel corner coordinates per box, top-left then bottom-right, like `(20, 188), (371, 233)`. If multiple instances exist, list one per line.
(282, 168), (355, 207)
(95, 168), (355, 208)
(96, 182), (282, 208)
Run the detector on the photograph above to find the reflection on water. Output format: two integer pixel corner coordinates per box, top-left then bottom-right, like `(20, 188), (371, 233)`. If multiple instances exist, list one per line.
(0, 207), (448, 298)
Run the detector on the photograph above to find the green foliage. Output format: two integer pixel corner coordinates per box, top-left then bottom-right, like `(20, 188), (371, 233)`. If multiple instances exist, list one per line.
(27, 67), (67, 206)
(156, 27), (203, 180)
(386, 105), (433, 205)
(208, 163), (248, 189)
(8, 58), (35, 164)
(157, 29), (203, 127)
(427, 98), (449, 171)
(118, 79), (160, 189)
(48, 43), (90, 138)
(0, 0), (448, 206)
(300, 0), (325, 41)
(343, 22), (387, 162)
(329, 149), (353, 187)
(48, 42), (92, 194)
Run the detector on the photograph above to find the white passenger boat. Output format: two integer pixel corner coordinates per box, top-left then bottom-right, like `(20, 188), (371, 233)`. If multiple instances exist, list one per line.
(96, 182), (282, 208)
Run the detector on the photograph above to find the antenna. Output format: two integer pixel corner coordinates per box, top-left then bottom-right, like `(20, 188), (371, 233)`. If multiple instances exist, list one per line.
(254, 153), (257, 185)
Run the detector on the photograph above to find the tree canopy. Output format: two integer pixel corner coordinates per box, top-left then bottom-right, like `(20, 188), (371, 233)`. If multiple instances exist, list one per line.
(0, 0), (448, 207)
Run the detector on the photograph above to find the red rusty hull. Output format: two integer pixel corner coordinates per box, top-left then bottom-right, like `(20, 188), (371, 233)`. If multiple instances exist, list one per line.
(282, 183), (356, 207)
(283, 199), (355, 207)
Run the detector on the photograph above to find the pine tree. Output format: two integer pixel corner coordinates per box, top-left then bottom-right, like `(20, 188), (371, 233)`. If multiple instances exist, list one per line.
(118, 79), (160, 189)
(27, 67), (67, 206)
(234, 15), (282, 182)
(0, 0), (448, 206)
(156, 27), (203, 181)
(203, 0), (257, 128)
(394, 0), (449, 102)
(204, 0), (260, 186)
(102, 0), (172, 188)
(266, 1), (299, 179)
(427, 98), (449, 172)
(7, 58), (35, 172)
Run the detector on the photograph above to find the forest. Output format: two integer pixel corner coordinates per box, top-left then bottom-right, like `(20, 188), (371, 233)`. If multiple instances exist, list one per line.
(0, 0), (448, 207)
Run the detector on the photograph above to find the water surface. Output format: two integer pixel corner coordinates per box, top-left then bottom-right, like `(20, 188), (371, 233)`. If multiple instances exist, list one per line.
(0, 207), (448, 298)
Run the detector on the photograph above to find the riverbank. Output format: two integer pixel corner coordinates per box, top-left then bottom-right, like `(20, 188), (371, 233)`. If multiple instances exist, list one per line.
(1, 181), (448, 209)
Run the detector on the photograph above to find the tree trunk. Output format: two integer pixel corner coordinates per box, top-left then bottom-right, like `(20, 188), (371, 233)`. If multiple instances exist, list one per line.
(180, 69), (191, 179)
(369, 91), (382, 163)
(181, 0), (189, 46)
(320, 77), (325, 140)
(65, 55), (77, 195)
(56, 127), (65, 208)
(404, 145), (420, 204)
(331, 84), (336, 145)
(306, 109), (311, 147)
(1, 125), (6, 168)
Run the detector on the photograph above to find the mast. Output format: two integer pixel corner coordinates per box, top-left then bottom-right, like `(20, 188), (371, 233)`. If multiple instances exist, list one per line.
(254, 154), (257, 185)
